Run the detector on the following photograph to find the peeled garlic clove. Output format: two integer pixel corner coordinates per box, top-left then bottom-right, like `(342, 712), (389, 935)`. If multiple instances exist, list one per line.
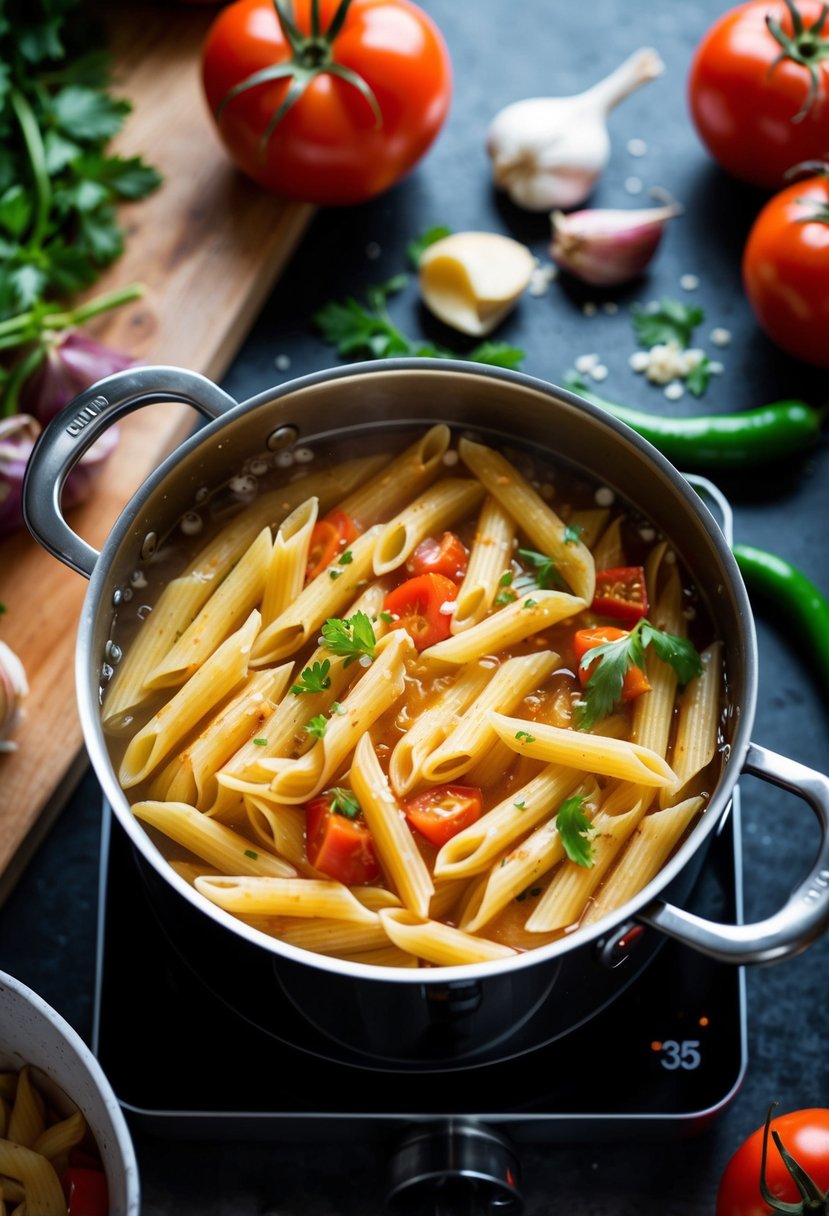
(0, 640), (29, 753)
(419, 231), (536, 336)
(549, 203), (680, 287)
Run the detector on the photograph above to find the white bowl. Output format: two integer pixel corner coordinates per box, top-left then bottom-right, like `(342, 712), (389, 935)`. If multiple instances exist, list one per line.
(0, 969), (140, 1214)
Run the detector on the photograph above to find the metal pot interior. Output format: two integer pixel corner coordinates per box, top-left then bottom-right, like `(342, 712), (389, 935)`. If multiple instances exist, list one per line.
(79, 360), (757, 989)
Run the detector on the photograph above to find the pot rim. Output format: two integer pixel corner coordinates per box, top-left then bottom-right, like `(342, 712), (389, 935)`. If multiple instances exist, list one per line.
(76, 357), (758, 984)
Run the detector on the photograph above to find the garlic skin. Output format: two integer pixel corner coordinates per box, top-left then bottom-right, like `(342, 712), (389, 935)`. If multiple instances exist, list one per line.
(0, 640), (29, 753)
(549, 203), (680, 286)
(418, 231), (536, 336)
(486, 48), (665, 212)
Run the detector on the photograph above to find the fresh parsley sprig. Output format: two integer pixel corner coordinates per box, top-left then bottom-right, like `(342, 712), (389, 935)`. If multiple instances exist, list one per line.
(313, 232), (525, 371)
(631, 298), (704, 350)
(290, 659), (332, 695)
(575, 618), (703, 731)
(556, 794), (595, 868)
(516, 548), (564, 592)
(326, 786), (361, 819)
(320, 611), (377, 667)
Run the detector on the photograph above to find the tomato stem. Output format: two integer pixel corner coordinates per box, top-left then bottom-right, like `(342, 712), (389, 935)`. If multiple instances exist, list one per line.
(766, 0), (829, 121)
(759, 1103), (829, 1214)
(215, 0), (383, 157)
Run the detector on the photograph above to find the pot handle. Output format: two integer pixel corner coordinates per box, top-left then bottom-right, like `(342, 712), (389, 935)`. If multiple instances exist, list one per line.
(23, 365), (237, 579)
(639, 741), (829, 964)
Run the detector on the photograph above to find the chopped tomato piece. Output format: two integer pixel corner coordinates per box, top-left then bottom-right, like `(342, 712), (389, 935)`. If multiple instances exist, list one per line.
(591, 566), (649, 624)
(305, 790), (379, 885)
(383, 573), (458, 650)
(573, 626), (651, 702)
(407, 531), (469, 581)
(305, 510), (360, 582)
(403, 784), (483, 848)
(63, 1166), (109, 1216)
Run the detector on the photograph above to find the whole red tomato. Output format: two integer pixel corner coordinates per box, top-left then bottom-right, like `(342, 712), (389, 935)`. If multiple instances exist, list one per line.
(742, 169), (829, 367)
(688, 0), (829, 189)
(201, 0), (452, 206)
(716, 1106), (829, 1215)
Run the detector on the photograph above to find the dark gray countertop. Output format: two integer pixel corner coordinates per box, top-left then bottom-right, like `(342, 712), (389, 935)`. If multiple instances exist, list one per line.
(3, 0), (829, 1211)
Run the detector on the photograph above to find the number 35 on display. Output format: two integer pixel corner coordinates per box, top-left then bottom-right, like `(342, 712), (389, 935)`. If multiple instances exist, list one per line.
(658, 1039), (702, 1070)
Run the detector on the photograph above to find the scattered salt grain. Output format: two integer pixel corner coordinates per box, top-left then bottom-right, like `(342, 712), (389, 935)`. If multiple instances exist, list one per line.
(624, 176), (643, 194)
(274, 354), (291, 371)
(664, 381), (685, 401)
(627, 138), (648, 157)
(575, 353), (600, 374)
(639, 526), (656, 542)
(710, 327), (731, 348)
(594, 486), (615, 507)
(628, 350), (650, 372)
(590, 364), (609, 382)
(582, 301), (598, 317)
(679, 273), (699, 291)
(529, 262), (558, 296)
(443, 450), (459, 466)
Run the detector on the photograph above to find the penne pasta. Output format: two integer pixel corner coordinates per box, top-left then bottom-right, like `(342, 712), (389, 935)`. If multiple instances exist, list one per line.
(488, 711), (678, 787)
(119, 610), (261, 788)
(0, 1139), (66, 1215)
(194, 874), (378, 921)
(422, 589), (584, 666)
(260, 497), (318, 626)
(582, 795), (705, 924)
(451, 495), (516, 632)
(336, 423), (451, 525)
(378, 907), (517, 965)
(149, 665), (292, 809)
(233, 629), (414, 803)
(372, 478), (485, 574)
(350, 733), (434, 917)
(132, 800), (297, 877)
(662, 641), (723, 807)
(458, 437), (596, 602)
(249, 526), (382, 665)
(421, 650), (561, 784)
(145, 527), (273, 689)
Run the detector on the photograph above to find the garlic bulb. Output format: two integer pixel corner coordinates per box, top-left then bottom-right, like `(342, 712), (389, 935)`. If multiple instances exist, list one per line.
(418, 231), (536, 336)
(486, 48), (665, 212)
(549, 202), (680, 286)
(0, 640), (29, 753)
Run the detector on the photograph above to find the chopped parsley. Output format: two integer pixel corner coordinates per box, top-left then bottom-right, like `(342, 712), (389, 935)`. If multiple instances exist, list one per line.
(631, 297), (704, 350)
(304, 713), (328, 739)
(321, 611), (377, 666)
(575, 618), (703, 731)
(515, 729), (536, 744)
(515, 886), (543, 903)
(514, 800), (526, 810)
(523, 598), (537, 609)
(338, 550), (353, 566)
(516, 548), (564, 592)
(252, 737), (268, 747)
(244, 849), (259, 860)
(290, 659), (332, 696)
(563, 523), (585, 546)
(327, 786), (361, 819)
(379, 610), (394, 623)
(556, 795), (595, 868)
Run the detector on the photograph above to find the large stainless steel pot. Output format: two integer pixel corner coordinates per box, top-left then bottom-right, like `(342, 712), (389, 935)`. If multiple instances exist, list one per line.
(22, 359), (829, 1070)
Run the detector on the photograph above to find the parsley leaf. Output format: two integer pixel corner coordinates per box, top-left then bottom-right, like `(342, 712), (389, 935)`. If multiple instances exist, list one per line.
(575, 618), (703, 731)
(631, 297), (704, 350)
(304, 713), (328, 739)
(320, 611), (377, 667)
(516, 548), (564, 592)
(327, 786), (361, 819)
(556, 795), (595, 867)
(684, 354), (714, 398)
(563, 523), (585, 546)
(314, 271), (525, 371)
(290, 659), (332, 696)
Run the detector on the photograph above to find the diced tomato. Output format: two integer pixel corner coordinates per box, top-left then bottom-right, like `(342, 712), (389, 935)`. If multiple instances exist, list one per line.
(383, 572), (458, 650)
(573, 626), (651, 702)
(591, 566), (649, 624)
(406, 531), (469, 581)
(305, 791), (379, 885)
(305, 510), (360, 581)
(402, 784), (483, 848)
(63, 1166), (109, 1216)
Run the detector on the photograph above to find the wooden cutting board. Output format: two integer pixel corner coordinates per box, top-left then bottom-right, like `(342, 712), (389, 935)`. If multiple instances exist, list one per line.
(0, 2), (315, 902)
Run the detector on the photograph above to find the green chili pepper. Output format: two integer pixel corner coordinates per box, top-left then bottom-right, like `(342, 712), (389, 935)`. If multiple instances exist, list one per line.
(733, 543), (829, 692)
(564, 372), (824, 472)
